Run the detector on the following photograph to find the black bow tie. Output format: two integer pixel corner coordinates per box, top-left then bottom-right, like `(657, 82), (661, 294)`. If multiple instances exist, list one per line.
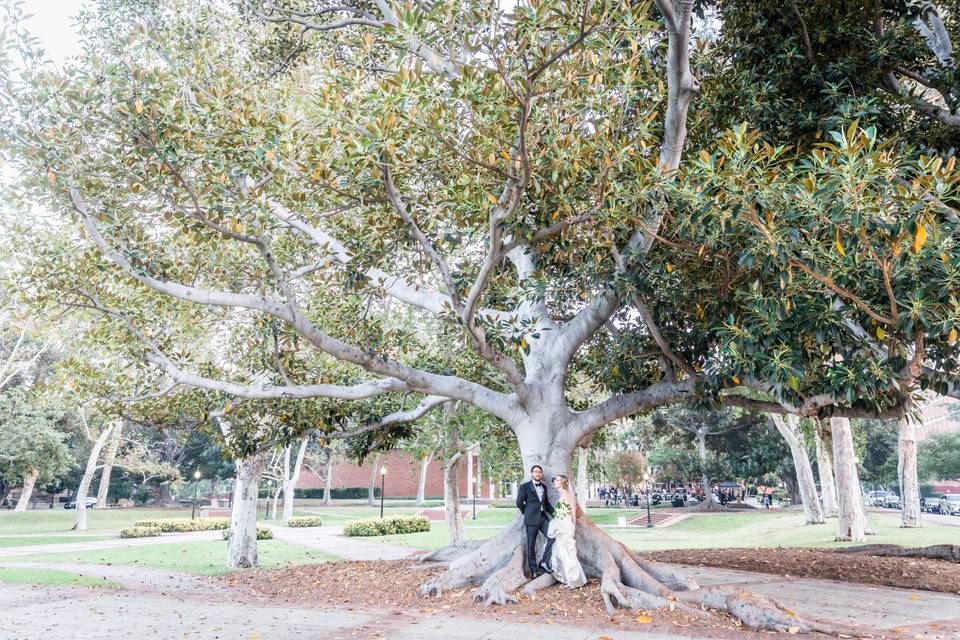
(535, 482), (543, 488)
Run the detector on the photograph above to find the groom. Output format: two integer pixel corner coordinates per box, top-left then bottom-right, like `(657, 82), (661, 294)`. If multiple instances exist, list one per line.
(515, 464), (555, 578)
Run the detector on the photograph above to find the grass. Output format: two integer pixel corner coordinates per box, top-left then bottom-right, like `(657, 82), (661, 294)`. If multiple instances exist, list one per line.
(0, 508), (194, 536)
(0, 535), (112, 549)
(0, 566), (122, 588)
(369, 507), (960, 552)
(6, 539), (338, 575)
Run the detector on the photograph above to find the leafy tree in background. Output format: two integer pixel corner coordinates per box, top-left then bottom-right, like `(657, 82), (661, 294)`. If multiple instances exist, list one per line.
(918, 431), (960, 480)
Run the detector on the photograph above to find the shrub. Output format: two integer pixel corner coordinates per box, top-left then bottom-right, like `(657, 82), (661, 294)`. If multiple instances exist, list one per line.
(222, 526), (273, 540)
(295, 487), (380, 499)
(133, 518), (230, 533)
(120, 525), (163, 538)
(343, 515), (430, 537)
(287, 516), (323, 528)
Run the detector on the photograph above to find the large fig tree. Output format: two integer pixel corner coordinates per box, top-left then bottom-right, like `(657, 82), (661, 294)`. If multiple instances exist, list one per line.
(3, 0), (960, 632)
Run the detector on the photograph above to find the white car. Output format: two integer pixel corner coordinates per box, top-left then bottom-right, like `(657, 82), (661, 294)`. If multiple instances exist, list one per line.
(938, 494), (960, 515)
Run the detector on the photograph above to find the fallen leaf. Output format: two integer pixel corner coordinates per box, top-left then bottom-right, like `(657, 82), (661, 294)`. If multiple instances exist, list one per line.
(636, 615), (653, 624)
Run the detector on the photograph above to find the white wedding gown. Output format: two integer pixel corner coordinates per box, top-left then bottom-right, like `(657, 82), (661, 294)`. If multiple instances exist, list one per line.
(547, 512), (587, 588)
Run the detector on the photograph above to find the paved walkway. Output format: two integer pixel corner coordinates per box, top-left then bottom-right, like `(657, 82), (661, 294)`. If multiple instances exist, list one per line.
(2, 559), (959, 639)
(0, 530), (223, 558)
(266, 523), (414, 560)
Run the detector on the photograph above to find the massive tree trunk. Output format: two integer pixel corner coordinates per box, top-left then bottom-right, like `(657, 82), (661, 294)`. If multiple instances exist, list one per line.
(14, 469), (39, 512)
(898, 417), (922, 528)
(772, 415), (824, 524)
(281, 438), (309, 523)
(96, 421), (123, 509)
(227, 451), (267, 569)
(830, 417), (871, 541)
(73, 422), (116, 531)
(813, 423), (839, 518)
(416, 452), (432, 506)
(367, 453), (381, 507)
(416, 417), (848, 633)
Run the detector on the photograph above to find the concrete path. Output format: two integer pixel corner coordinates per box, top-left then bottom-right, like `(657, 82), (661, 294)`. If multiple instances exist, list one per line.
(686, 565), (960, 633)
(266, 524), (414, 560)
(0, 530), (223, 558)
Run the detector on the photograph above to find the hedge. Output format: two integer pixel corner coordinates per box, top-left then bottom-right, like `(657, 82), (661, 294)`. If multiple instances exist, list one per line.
(120, 525), (163, 538)
(222, 526), (273, 541)
(287, 516), (323, 528)
(133, 518), (229, 533)
(343, 515), (430, 537)
(295, 487), (380, 499)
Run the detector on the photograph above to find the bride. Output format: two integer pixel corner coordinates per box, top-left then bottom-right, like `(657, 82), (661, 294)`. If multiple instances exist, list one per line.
(547, 474), (587, 588)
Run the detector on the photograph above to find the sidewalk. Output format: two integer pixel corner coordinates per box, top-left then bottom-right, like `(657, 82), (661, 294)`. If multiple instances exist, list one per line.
(266, 523), (413, 560)
(0, 530), (224, 558)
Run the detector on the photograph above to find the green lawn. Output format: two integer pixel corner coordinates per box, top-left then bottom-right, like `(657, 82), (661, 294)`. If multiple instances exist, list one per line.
(6, 539), (337, 575)
(0, 508), (194, 536)
(0, 535), (112, 549)
(369, 507), (960, 552)
(0, 566), (122, 588)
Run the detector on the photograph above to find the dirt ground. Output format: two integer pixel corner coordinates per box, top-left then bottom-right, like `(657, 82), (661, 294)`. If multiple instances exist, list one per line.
(223, 560), (769, 639)
(640, 547), (960, 595)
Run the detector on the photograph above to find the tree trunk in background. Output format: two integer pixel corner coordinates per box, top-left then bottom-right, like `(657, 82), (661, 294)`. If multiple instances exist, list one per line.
(772, 415), (824, 524)
(576, 446), (589, 511)
(444, 405), (465, 546)
(227, 451), (267, 569)
(96, 421), (123, 508)
(367, 453), (381, 507)
(209, 477), (219, 506)
(830, 417), (870, 541)
(444, 452), (465, 546)
(692, 430), (723, 511)
(416, 453), (432, 506)
(813, 423), (839, 517)
(898, 417), (922, 528)
(281, 438), (309, 523)
(73, 422), (116, 531)
(14, 469), (39, 512)
(322, 448), (333, 505)
(269, 485), (280, 519)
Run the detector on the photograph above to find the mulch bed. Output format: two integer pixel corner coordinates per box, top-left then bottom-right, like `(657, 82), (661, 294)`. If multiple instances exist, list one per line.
(222, 560), (766, 639)
(640, 547), (960, 595)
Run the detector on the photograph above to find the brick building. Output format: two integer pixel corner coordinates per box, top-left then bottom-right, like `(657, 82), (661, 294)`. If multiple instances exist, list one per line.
(299, 446), (508, 500)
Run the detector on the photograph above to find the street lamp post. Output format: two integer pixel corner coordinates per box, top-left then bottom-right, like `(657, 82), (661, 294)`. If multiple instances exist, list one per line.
(191, 469), (202, 520)
(644, 472), (653, 529)
(380, 466), (387, 519)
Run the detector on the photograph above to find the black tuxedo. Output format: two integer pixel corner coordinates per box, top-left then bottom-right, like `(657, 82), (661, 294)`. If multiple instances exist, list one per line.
(516, 479), (555, 574)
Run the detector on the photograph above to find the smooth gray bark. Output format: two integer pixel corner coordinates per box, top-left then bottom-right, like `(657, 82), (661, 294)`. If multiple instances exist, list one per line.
(96, 422), (123, 508)
(830, 417), (870, 541)
(898, 417), (922, 528)
(772, 415), (824, 524)
(13, 469), (38, 512)
(73, 422), (116, 531)
(227, 451), (267, 569)
(813, 424), (839, 518)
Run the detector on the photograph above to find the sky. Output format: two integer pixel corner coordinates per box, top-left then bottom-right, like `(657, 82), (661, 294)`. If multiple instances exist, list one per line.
(20, 0), (88, 66)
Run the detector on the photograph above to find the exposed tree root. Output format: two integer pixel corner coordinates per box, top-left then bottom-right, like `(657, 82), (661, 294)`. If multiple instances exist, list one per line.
(417, 516), (523, 597)
(836, 543), (960, 562)
(474, 545), (526, 606)
(417, 512), (871, 634)
(521, 571), (556, 597)
(414, 541), (481, 563)
(689, 497), (730, 512)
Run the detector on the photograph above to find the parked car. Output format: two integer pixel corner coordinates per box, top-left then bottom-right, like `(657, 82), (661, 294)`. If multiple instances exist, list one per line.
(866, 490), (900, 508)
(63, 497), (97, 510)
(938, 494), (960, 515)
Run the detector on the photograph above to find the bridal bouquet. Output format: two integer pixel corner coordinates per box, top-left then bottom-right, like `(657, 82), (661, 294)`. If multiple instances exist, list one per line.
(553, 500), (571, 519)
